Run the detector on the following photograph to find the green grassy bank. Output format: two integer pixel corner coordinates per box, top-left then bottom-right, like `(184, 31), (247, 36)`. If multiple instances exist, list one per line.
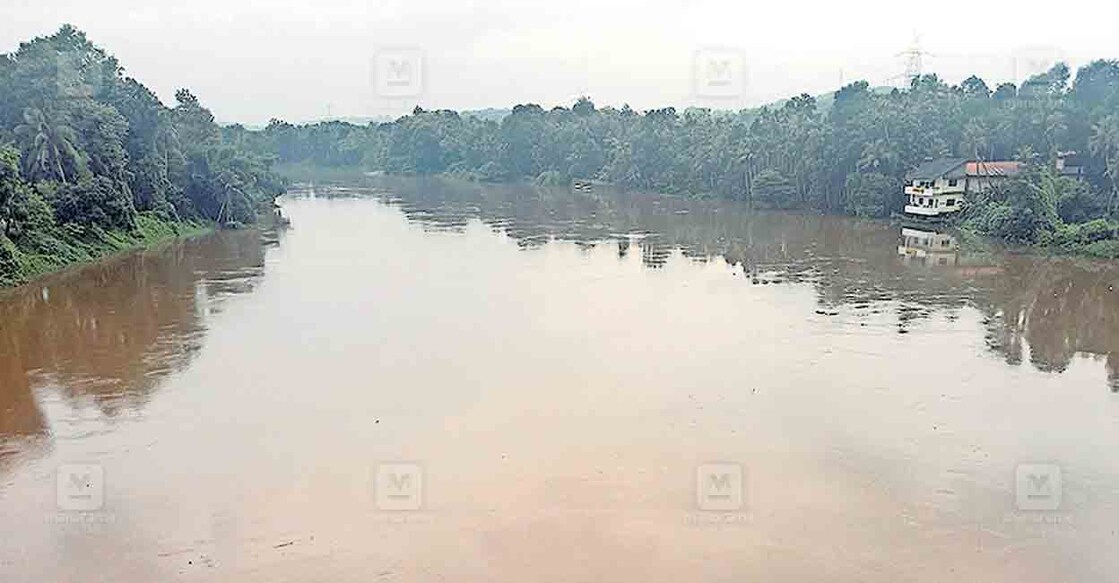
(0, 213), (211, 288)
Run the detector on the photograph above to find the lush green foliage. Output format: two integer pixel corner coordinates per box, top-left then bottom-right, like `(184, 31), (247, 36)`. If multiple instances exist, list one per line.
(844, 172), (900, 218)
(249, 63), (1119, 253)
(0, 26), (284, 286)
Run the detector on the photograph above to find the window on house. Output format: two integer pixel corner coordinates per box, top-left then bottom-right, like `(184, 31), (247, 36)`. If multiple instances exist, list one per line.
(946, 198), (956, 207)
(948, 179), (958, 187)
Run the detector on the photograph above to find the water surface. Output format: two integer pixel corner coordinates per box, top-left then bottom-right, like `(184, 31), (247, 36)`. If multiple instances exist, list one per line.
(1, 177), (1118, 582)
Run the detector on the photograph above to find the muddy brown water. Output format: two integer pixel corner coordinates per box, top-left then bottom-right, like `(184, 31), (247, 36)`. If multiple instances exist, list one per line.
(1, 177), (1118, 582)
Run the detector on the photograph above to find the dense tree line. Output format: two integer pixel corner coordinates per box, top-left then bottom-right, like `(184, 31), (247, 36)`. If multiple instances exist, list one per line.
(251, 62), (1119, 255)
(0, 26), (283, 285)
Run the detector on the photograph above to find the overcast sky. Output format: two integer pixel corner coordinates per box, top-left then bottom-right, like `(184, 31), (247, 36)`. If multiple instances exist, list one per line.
(4, 0), (1117, 125)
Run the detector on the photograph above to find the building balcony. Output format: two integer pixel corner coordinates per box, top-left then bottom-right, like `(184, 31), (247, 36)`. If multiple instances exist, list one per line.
(904, 186), (965, 196)
(904, 205), (957, 217)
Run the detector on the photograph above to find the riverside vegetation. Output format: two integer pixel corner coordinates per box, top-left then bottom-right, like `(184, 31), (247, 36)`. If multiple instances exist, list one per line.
(0, 26), (284, 287)
(247, 64), (1119, 257)
(4, 26), (1119, 290)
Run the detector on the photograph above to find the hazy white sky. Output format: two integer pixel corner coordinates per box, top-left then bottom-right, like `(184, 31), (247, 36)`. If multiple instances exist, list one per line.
(3, 0), (1117, 124)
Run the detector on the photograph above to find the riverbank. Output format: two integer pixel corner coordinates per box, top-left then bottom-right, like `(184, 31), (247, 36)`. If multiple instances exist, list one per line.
(0, 213), (212, 289)
(0, 28), (285, 290)
(276, 165), (1119, 261)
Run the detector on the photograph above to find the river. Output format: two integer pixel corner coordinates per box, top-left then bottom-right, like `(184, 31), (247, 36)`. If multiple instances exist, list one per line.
(1, 176), (1117, 582)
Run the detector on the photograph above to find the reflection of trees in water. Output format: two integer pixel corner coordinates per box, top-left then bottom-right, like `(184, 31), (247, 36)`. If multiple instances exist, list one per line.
(356, 176), (1119, 391)
(0, 230), (274, 470)
(1110, 354), (1119, 392)
(974, 257), (1119, 389)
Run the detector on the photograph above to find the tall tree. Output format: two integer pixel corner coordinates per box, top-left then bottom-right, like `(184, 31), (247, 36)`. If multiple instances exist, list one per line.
(14, 107), (82, 183)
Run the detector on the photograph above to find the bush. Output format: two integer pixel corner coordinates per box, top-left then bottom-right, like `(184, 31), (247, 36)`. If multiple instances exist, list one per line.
(751, 169), (798, 209)
(1056, 218), (1118, 244)
(1057, 180), (1108, 223)
(51, 176), (136, 229)
(1080, 239), (1119, 258)
(960, 176), (1059, 245)
(844, 172), (900, 218)
(963, 202), (1042, 244)
(0, 233), (23, 285)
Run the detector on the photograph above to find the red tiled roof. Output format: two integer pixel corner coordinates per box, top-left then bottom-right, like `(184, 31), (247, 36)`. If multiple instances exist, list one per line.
(962, 161), (1023, 177)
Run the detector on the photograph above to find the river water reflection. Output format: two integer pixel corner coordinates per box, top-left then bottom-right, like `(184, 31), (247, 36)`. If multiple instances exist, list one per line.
(0, 177), (1117, 582)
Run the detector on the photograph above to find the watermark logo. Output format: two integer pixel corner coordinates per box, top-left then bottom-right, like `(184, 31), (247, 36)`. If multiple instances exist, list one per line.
(696, 463), (743, 511)
(693, 49), (746, 99)
(57, 464), (104, 512)
(374, 49), (424, 98)
(376, 463), (423, 511)
(1015, 463), (1061, 511)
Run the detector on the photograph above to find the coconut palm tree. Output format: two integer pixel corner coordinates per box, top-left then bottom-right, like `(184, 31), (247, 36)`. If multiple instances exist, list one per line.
(13, 107), (81, 183)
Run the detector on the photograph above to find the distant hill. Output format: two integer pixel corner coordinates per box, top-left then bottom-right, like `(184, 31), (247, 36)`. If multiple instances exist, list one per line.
(240, 88), (899, 130)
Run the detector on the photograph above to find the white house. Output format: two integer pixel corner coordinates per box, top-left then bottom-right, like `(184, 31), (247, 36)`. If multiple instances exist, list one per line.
(903, 158), (1023, 217)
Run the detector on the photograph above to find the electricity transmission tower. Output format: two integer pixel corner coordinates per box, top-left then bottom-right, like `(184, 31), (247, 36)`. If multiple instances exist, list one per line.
(895, 34), (931, 88)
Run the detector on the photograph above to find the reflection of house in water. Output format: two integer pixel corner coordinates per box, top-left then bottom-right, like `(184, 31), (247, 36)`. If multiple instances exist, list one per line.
(371, 175), (1118, 391)
(898, 227), (959, 266)
(640, 238), (672, 268)
(1111, 355), (1119, 392)
(896, 227), (1004, 276)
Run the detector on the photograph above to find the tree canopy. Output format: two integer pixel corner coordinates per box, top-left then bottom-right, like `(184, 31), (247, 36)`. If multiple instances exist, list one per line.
(0, 26), (284, 285)
(248, 62), (1119, 252)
